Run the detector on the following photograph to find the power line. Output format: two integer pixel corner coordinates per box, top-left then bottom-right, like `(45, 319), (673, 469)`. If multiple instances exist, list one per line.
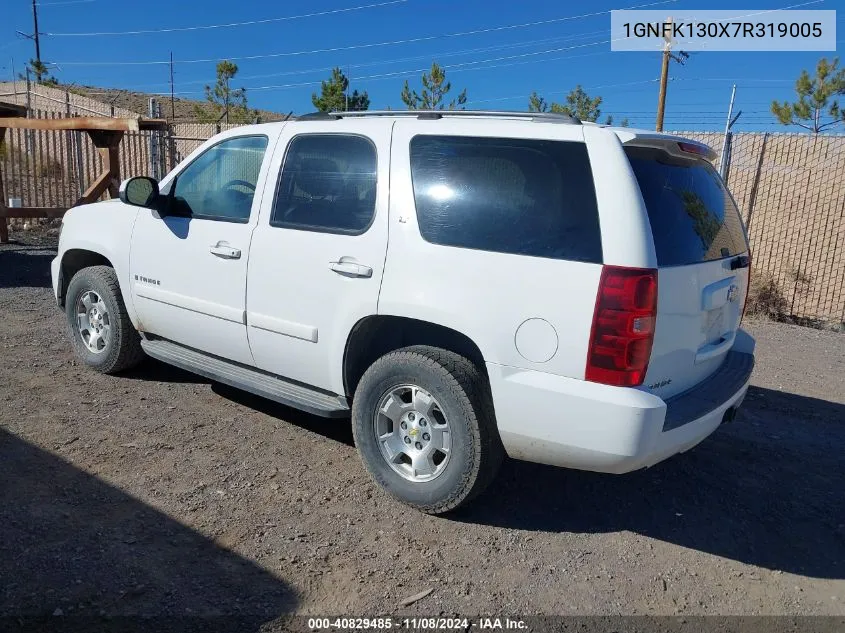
(165, 40), (618, 96)
(467, 79), (660, 106)
(156, 45), (796, 98)
(52, 0), (677, 66)
(673, 78), (794, 83)
(36, 0), (95, 5)
(90, 30), (609, 92)
(46, 0), (408, 37)
(228, 30), (608, 82)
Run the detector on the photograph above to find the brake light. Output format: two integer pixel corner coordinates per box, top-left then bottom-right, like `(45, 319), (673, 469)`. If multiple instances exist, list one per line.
(586, 266), (658, 387)
(678, 141), (709, 157)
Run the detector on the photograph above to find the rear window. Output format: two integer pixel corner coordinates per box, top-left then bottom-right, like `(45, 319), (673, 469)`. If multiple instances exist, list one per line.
(625, 146), (748, 266)
(410, 135), (602, 263)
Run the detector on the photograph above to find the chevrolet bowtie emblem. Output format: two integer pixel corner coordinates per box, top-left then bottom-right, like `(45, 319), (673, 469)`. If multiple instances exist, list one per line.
(727, 284), (740, 303)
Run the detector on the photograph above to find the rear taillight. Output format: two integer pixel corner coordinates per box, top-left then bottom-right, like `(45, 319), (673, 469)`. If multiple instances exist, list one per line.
(586, 266), (658, 387)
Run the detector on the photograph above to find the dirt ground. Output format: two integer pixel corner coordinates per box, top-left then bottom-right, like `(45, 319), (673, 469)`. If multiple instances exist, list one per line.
(1, 228), (844, 625)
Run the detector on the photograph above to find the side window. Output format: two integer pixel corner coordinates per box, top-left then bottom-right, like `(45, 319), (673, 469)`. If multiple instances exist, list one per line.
(271, 134), (377, 234)
(171, 135), (268, 222)
(409, 135), (603, 263)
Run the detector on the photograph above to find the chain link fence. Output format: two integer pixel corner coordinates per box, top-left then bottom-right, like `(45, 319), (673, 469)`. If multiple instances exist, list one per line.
(672, 131), (845, 326)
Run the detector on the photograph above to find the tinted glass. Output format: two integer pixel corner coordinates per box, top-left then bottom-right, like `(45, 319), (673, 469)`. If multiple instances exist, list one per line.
(271, 134), (377, 234)
(626, 146), (749, 266)
(409, 136), (602, 263)
(172, 136), (268, 222)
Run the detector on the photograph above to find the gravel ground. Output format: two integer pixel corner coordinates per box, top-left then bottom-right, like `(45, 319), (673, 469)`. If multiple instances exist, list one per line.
(1, 228), (844, 625)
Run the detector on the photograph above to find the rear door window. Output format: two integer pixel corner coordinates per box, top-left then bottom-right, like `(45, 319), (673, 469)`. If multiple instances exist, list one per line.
(271, 134), (377, 235)
(409, 135), (602, 263)
(625, 146), (748, 266)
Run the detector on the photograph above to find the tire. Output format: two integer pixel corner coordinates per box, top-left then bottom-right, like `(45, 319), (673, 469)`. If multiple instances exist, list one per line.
(65, 265), (144, 374)
(352, 345), (504, 514)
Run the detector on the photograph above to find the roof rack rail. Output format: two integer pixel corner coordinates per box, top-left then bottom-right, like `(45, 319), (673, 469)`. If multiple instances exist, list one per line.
(296, 110), (582, 125)
(296, 112), (342, 121)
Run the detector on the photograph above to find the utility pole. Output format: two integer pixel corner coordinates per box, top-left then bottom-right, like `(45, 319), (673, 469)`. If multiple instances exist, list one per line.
(655, 17), (672, 132)
(24, 65), (32, 117)
(719, 84), (742, 180)
(169, 52), (176, 120)
(16, 0), (46, 81)
(31, 0), (41, 64)
(655, 16), (690, 132)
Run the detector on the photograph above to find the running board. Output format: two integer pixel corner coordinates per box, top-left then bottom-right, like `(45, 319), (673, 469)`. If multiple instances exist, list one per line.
(140, 338), (350, 418)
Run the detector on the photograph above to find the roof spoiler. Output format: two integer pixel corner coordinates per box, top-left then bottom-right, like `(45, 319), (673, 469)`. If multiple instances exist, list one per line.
(615, 131), (718, 162)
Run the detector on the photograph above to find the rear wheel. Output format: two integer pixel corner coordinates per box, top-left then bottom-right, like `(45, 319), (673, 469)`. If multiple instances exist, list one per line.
(65, 266), (144, 374)
(352, 346), (503, 514)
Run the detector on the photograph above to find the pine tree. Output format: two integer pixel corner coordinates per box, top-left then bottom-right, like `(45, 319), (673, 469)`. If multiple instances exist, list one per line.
(401, 62), (467, 110)
(528, 92), (548, 113)
(312, 67), (370, 112)
(528, 86), (621, 125)
(771, 57), (845, 133)
(20, 59), (57, 85)
(551, 85), (603, 121)
(194, 60), (253, 124)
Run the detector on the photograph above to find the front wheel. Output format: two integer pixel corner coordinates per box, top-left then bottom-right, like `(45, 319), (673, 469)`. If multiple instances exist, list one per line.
(352, 346), (504, 514)
(65, 265), (144, 374)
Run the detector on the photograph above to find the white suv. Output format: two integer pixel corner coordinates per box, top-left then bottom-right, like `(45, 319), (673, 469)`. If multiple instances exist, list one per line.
(51, 110), (755, 513)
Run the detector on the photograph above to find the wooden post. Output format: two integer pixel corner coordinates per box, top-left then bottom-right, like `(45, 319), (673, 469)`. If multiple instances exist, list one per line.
(78, 130), (123, 204)
(0, 117), (166, 230)
(0, 127), (7, 242)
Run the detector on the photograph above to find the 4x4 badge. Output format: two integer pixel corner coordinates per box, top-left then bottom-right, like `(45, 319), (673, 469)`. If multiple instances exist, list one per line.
(727, 284), (740, 303)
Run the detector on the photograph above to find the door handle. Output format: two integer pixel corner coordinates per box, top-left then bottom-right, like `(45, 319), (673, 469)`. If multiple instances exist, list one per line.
(210, 242), (241, 259)
(330, 260), (373, 278)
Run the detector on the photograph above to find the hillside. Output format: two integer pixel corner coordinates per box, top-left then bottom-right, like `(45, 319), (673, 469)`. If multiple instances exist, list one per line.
(64, 85), (289, 122)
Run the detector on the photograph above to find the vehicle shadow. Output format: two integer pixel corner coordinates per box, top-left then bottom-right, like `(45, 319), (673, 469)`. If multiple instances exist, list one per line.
(0, 248), (56, 289)
(113, 344), (843, 579)
(0, 427), (296, 631)
(212, 383), (355, 448)
(123, 357), (209, 385)
(454, 385), (845, 580)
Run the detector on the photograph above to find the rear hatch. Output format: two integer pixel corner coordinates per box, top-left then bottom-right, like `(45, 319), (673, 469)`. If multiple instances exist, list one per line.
(624, 142), (750, 400)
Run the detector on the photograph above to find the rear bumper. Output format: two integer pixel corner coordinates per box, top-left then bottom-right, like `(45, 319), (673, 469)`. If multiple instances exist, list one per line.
(488, 331), (755, 474)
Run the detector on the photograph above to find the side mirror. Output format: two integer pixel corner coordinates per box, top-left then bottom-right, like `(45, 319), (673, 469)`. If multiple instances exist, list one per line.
(119, 176), (160, 208)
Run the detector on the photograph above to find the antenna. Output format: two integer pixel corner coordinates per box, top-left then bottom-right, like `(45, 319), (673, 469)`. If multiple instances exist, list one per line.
(169, 51), (175, 120)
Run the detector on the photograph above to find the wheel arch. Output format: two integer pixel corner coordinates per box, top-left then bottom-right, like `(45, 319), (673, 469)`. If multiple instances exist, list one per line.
(342, 315), (487, 397)
(58, 249), (115, 308)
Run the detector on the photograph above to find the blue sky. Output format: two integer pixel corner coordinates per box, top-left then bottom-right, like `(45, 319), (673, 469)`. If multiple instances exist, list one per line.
(1, 0), (842, 131)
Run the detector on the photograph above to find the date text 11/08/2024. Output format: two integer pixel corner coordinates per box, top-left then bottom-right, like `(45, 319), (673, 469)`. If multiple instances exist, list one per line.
(307, 617), (528, 630)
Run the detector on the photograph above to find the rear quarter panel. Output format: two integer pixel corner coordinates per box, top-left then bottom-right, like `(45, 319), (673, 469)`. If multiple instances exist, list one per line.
(379, 119), (604, 379)
(582, 126), (657, 269)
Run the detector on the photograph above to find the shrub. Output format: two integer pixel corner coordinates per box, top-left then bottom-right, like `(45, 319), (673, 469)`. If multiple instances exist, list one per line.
(745, 272), (789, 320)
